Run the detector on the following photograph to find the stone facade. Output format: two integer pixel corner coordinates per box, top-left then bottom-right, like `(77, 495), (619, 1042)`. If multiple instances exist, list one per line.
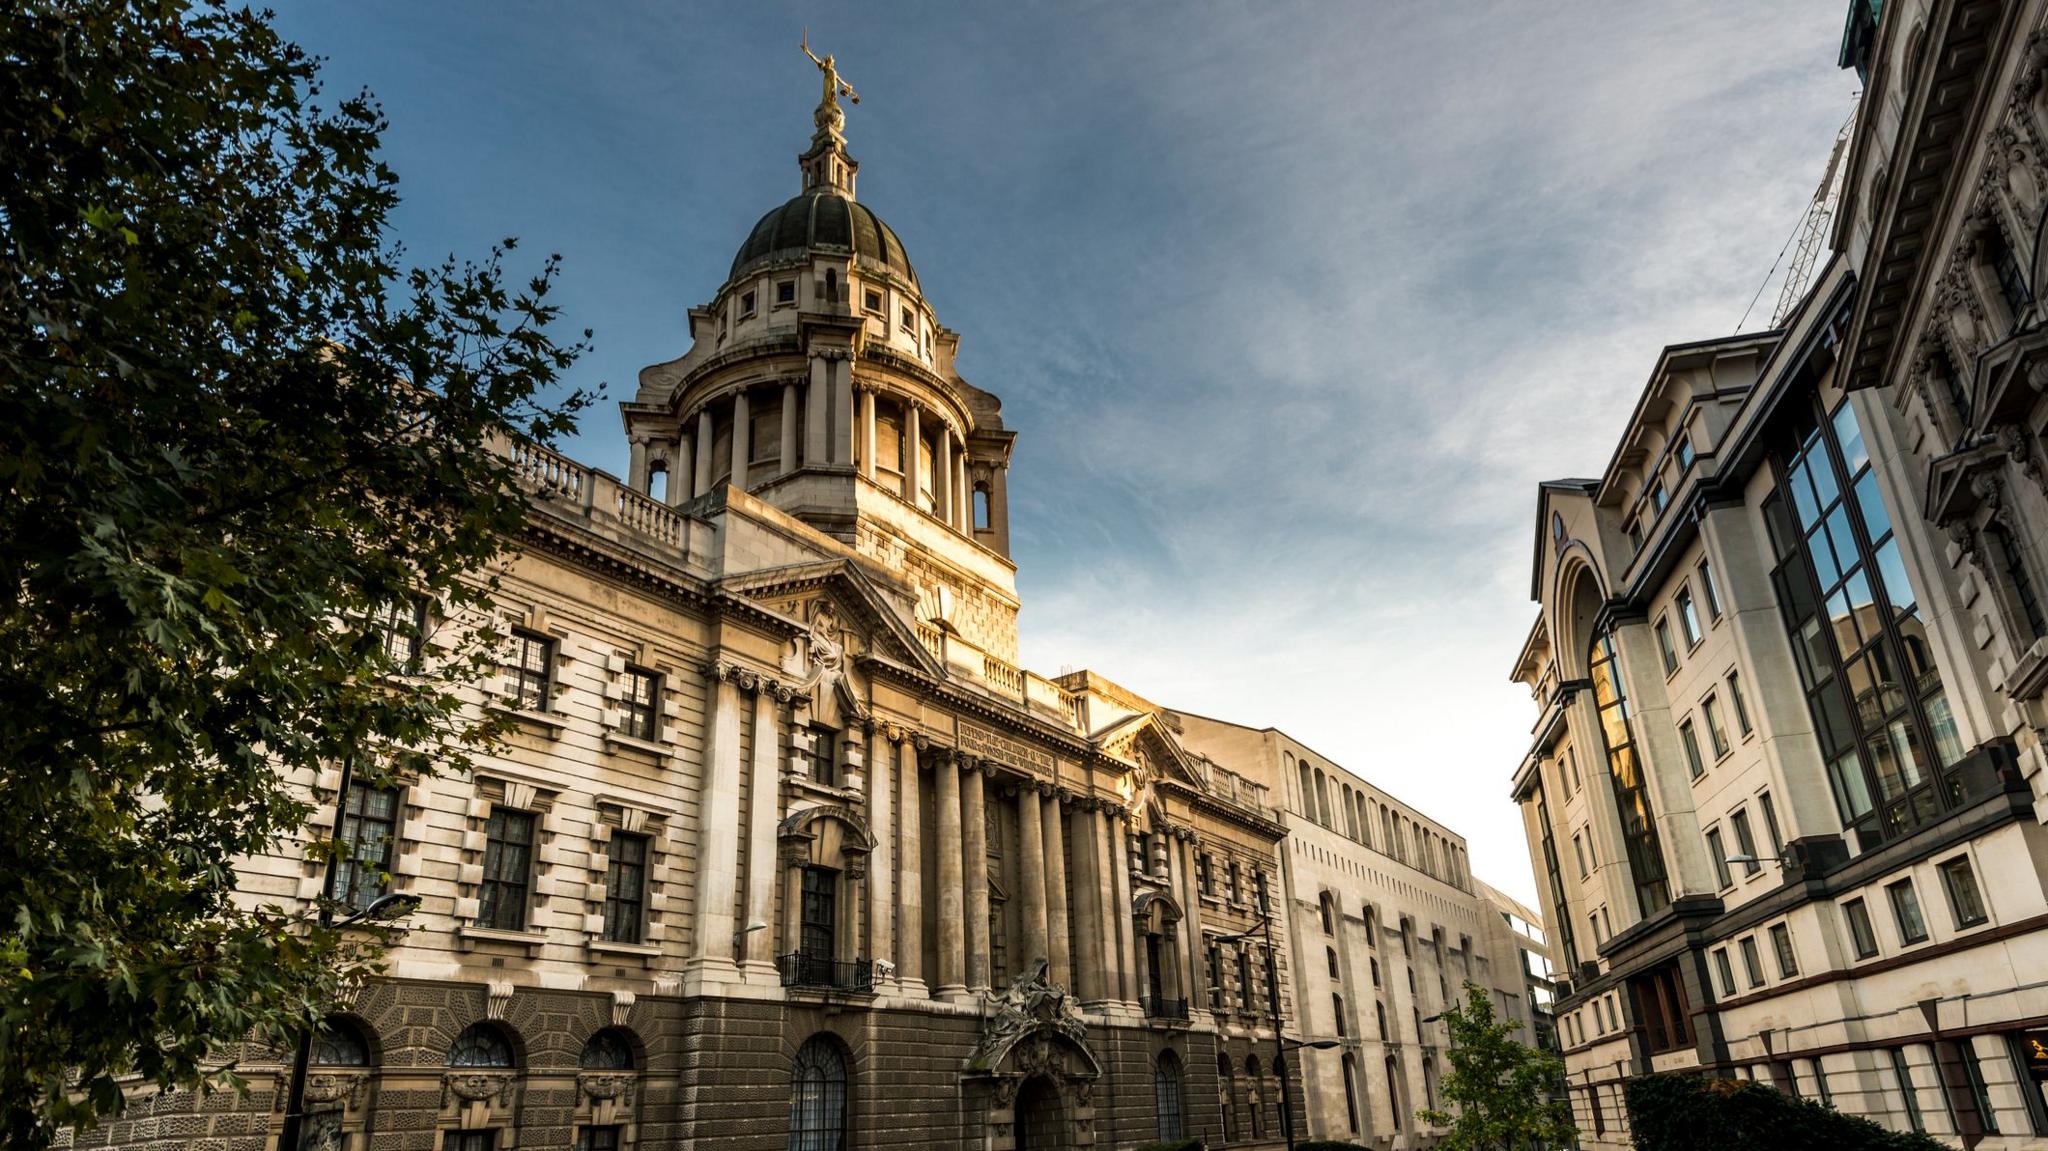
(1509, 6), (2048, 1142)
(1169, 714), (1531, 1149)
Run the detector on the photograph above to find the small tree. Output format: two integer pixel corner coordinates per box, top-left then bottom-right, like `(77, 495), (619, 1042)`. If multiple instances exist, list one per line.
(1417, 981), (1578, 1150)
(1, 1), (592, 1145)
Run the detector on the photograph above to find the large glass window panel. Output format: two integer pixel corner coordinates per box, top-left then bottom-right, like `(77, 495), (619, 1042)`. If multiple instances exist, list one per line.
(1923, 691), (1965, 768)
(1832, 402), (1869, 474)
(1790, 460), (1823, 528)
(1590, 628), (1669, 918)
(1825, 506), (1860, 579)
(1829, 751), (1873, 822)
(1854, 470), (1891, 540)
(1874, 539), (1915, 616)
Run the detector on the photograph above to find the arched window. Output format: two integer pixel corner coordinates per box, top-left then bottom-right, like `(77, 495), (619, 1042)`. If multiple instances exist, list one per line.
(972, 483), (991, 531)
(789, 1035), (848, 1151)
(824, 268), (839, 304)
(447, 1022), (514, 1068)
(1333, 993), (1347, 1037)
(1342, 1053), (1362, 1133)
(1319, 893), (1335, 935)
(1376, 1000), (1388, 1037)
(312, 1018), (370, 1067)
(579, 1028), (634, 1070)
(1371, 956), (1381, 987)
(1342, 784), (1357, 839)
(1363, 907), (1377, 948)
(1246, 1055), (1265, 1138)
(1386, 1056), (1404, 1129)
(646, 462), (667, 502)
(874, 401), (904, 487)
(1154, 1050), (1185, 1140)
(1423, 1054), (1438, 1111)
(1298, 760), (1315, 819)
(1218, 1052), (1238, 1142)
(1357, 793), (1372, 846)
(1590, 623), (1671, 917)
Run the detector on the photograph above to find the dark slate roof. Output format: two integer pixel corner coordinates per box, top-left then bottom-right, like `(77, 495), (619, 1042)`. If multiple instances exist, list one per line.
(729, 191), (918, 287)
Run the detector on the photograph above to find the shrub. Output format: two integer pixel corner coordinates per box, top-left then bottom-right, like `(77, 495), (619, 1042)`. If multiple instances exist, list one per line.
(1624, 1072), (1951, 1151)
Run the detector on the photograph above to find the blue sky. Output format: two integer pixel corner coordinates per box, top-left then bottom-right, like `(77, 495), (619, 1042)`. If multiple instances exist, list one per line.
(274, 2), (1861, 905)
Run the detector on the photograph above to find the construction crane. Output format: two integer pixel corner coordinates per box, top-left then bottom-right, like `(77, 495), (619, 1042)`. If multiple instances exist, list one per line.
(1738, 98), (1860, 333)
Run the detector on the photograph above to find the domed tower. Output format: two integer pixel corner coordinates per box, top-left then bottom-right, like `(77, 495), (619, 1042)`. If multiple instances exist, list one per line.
(622, 51), (1020, 662)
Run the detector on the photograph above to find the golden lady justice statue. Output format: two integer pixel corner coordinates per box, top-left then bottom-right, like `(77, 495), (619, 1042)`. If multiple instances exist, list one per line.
(801, 31), (859, 126)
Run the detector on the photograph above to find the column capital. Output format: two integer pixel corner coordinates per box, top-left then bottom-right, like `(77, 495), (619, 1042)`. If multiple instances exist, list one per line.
(911, 731), (933, 753)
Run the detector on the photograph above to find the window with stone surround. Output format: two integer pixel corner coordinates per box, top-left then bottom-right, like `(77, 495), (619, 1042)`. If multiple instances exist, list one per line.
(790, 1034), (849, 1151)
(1889, 878), (1928, 944)
(1730, 809), (1761, 876)
(620, 667), (659, 742)
(1843, 897), (1879, 958)
(331, 780), (399, 911)
(809, 725), (838, 787)
(1738, 936), (1765, 988)
(508, 630), (553, 712)
(479, 808), (535, 931)
(1939, 855), (1989, 928)
(1677, 585), (1702, 648)
(602, 833), (648, 944)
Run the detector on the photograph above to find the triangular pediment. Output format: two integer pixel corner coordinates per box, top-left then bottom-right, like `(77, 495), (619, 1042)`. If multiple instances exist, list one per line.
(1090, 712), (1202, 788)
(718, 559), (942, 677)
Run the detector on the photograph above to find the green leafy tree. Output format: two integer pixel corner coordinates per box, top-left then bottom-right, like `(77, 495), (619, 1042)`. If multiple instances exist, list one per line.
(0, 2), (594, 1144)
(1417, 981), (1578, 1150)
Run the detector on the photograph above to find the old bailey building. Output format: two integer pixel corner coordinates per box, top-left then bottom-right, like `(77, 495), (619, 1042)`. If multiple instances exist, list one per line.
(64, 48), (1546, 1151)
(1508, 1), (2048, 1147)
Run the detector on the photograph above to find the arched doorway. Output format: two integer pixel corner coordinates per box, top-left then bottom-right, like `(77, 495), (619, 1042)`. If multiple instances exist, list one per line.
(1014, 1075), (1064, 1151)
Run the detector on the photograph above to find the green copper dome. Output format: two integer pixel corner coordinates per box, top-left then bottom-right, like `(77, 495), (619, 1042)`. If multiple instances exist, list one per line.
(729, 190), (918, 288)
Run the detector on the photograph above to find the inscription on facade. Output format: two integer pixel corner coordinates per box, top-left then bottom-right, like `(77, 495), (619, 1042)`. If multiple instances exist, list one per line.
(960, 722), (1057, 776)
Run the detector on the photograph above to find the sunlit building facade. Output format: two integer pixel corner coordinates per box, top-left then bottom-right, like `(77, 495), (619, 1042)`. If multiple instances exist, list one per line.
(1510, 2), (2048, 1133)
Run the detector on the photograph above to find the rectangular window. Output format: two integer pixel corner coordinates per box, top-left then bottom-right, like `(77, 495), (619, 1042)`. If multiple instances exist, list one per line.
(1208, 945), (1225, 1008)
(1681, 719), (1707, 780)
(1703, 694), (1731, 759)
(810, 725), (838, 787)
(1699, 559), (1721, 619)
(1939, 856), (1988, 928)
(800, 865), (838, 960)
(332, 780), (399, 910)
(1843, 897), (1880, 958)
(1892, 1047), (1926, 1132)
(1889, 879), (1929, 944)
(479, 807), (536, 931)
(1677, 435), (1696, 472)
(1707, 827), (1732, 889)
(1676, 587), (1702, 647)
(775, 279), (796, 304)
(449, 1132), (495, 1151)
(1712, 947), (1737, 997)
(1198, 852), (1213, 895)
(1573, 832), (1590, 878)
(2005, 1033), (2048, 1135)
(1651, 481), (1668, 513)
(1738, 935), (1765, 988)
(1759, 791), (1784, 856)
(1656, 618), (1679, 674)
(376, 598), (427, 667)
(1628, 520), (1644, 555)
(510, 630), (553, 711)
(580, 1127), (622, 1151)
(899, 305), (915, 331)
(1960, 1041), (1999, 1135)
(1730, 809), (1762, 876)
(1995, 234), (2034, 325)
(739, 289), (756, 317)
(863, 288), (883, 314)
(1727, 671), (1753, 735)
(621, 667), (660, 742)
(1237, 949), (1254, 1010)
(1768, 922), (1798, 978)
(602, 833), (648, 944)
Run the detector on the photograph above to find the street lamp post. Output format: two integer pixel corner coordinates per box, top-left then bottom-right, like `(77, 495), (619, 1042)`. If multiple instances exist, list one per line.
(1216, 911), (1332, 1150)
(276, 755), (421, 1151)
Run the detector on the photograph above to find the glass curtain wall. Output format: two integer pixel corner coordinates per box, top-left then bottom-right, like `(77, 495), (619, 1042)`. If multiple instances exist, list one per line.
(1589, 628), (1672, 918)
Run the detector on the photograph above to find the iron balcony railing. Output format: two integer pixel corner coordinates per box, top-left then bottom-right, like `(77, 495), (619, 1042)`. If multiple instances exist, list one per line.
(1142, 995), (1190, 1020)
(779, 952), (874, 993)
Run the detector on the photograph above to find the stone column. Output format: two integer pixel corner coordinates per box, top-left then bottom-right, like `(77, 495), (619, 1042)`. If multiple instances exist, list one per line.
(833, 358), (855, 464)
(933, 752), (967, 1000)
(866, 724), (894, 978)
(1018, 785), (1049, 967)
(693, 409), (714, 497)
(963, 761), (992, 992)
(627, 435), (648, 492)
(1090, 804), (1121, 1003)
(1109, 810), (1138, 1002)
(1134, 924), (1153, 1013)
(992, 462), (1012, 552)
(741, 684), (783, 979)
(897, 736), (927, 996)
(1042, 789), (1072, 990)
(779, 381), (799, 476)
(935, 429), (954, 523)
(728, 389), (750, 490)
(781, 849), (804, 969)
(859, 387), (877, 480)
(1069, 801), (1105, 1003)
(956, 453), (971, 531)
(693, 667), (743, 971)
(1177, 834), (1204, 1006)
(804, 356), (828, 466)
(671, 431), (693, 506)
(904, 404), (923, 508)
(844, 859), (865, 965)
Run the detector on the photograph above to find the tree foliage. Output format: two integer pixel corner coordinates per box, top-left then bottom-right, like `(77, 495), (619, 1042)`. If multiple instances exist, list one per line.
(1624, 1072), (1952, 1151)
(1417, 981), (1578, 1150)
(0, 1), (593, 1143)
